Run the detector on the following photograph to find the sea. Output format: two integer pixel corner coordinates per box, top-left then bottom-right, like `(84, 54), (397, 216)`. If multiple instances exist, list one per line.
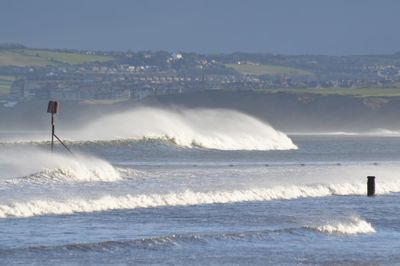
(1, 107), (400, 265)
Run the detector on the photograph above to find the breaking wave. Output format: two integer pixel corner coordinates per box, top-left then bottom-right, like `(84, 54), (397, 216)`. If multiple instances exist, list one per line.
(75, 107), (296, 150)
(21, 164), (121, 184)
(0, 221), (376, 256)
(368, 129), (400, 136)
(1, 181), (400, 218)
(306, 216), (375, 235)
(0, 107), (296, 150)
(0, 224), (367, 255)
(292, 129), (400, 137)
(0, 148), (122, 183)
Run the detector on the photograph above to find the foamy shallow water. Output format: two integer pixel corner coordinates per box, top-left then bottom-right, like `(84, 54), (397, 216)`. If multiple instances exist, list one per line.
(1, 135), (400, 265)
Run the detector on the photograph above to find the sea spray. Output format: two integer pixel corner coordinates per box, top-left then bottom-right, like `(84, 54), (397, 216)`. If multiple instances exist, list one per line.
(68, 107), (296, 150)
(2, 181), (400, 218)
(290, 129), (400, 137)
(0, 148), (121, 183)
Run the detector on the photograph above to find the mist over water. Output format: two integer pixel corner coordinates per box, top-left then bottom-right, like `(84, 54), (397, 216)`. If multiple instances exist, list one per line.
(0, 148), (121, 183)
(291, 129), (400, 137)
(0, 107), (297, 151)
(75, 107), (297, 150)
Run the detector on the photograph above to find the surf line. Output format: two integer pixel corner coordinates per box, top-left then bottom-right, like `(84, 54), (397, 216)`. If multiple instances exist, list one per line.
(47, 101), (73, 154)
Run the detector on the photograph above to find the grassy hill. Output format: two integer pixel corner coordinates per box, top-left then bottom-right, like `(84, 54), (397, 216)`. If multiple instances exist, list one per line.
(0, 49), (113, 95)
(0, 49), (113, 67)
(226, 63), (314, 77)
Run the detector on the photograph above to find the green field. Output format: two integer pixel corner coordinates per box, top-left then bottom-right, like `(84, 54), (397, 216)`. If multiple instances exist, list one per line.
(0, 49), (113, 66)
(0, 75), (15, 95)
(256, 88), (400, 97)
(226, 63), (314, 77)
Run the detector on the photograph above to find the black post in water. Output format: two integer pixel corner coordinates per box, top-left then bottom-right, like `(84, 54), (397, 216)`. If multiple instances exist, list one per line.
(367, 176), (376, 197)
(51, 113), (55, 151)
(47, 101), (59, 152)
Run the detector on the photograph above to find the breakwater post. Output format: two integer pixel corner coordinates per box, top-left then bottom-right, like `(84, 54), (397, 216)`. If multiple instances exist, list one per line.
(367, 176), (375, 197)
(47, 101), (59, 152)
(47, 101), (73, 154)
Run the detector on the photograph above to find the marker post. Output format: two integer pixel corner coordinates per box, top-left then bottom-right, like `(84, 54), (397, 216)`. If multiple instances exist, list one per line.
(47, 101), (72, 154)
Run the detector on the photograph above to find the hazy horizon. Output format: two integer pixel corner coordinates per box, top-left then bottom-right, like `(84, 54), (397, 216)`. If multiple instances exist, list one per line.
(1, 0), (400, 55)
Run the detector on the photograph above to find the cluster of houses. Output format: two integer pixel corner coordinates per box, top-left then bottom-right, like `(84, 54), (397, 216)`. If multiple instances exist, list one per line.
(2, 50), (400, 102)
(8, 65), (259, 101)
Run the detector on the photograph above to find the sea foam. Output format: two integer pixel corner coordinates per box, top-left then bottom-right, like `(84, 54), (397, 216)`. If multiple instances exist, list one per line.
(1, 181), (400, 218)
(0, 107), (295, 151)
(75, 107), (296, 150)
(308, 216), (375, 235)
(0, 148), (121, 183)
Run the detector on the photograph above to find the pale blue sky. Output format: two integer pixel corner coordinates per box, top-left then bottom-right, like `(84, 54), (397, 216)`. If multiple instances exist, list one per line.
(1, 0), (399, 55)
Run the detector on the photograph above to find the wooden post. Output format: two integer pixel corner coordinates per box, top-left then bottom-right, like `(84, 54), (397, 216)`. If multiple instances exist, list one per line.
(47, 101), (59, 152)
(367, 176), (375, 197)
(51, 113), (55, 152)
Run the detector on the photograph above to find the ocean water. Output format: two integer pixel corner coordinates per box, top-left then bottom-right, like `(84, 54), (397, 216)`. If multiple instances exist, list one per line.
(1, 109), (400, 265)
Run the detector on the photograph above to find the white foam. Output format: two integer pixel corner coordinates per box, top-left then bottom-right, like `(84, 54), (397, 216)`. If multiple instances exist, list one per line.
(78, 107), (297, 150)
(291, 129), (400, 137)
(1, 181), (399, 218)
(81, 107), (296, 150)
(0, 148), (121, 183)
(368, 129), (400, 136)
(310, 216), (375, 235)
(0, 107), (296, 151)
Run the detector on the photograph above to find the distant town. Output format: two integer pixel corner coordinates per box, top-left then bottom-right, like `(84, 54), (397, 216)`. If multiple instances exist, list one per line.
(1, 43), (400, 103)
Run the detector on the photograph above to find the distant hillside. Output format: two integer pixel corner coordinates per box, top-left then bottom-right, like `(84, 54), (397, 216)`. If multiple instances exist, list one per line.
(1, 44), (400, 102)
(0, 48), (113, 67)
(225, 63), (314, 77)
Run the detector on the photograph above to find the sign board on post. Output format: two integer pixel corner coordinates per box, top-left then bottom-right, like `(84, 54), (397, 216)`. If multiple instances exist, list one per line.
(47, 101), (59, 114)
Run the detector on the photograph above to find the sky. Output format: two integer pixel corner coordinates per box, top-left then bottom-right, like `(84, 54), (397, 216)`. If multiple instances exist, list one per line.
(1, 0), (399, 55)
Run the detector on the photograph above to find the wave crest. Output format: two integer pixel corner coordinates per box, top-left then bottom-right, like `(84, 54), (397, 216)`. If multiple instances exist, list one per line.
(307, 217), (375, 235)
(0, 108), (297, 151)
(75, 107), (296, 150)
(1, 181), (400, 218)
(0, 148), (122, 184)
(0, 107), (295, 150)
(24, 164), (121, 183)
